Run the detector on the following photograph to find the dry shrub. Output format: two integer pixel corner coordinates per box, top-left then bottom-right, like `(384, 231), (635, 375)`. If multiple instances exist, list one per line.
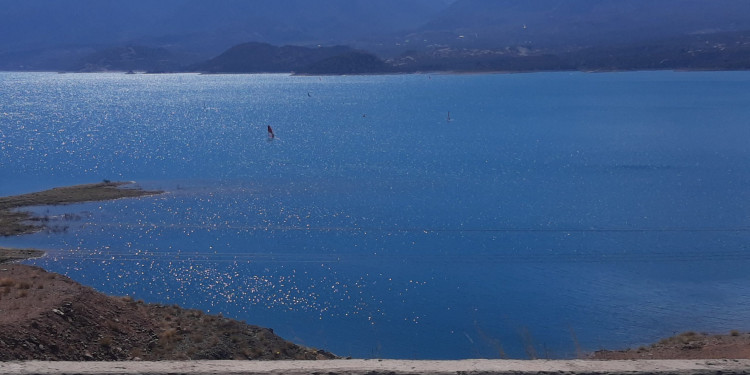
(159, 328), (179, 344)
(17, 282), (31, 289)
(0, 278), (14, 287)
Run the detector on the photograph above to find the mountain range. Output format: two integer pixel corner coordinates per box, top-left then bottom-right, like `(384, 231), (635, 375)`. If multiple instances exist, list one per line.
(2, 0), (749, 73)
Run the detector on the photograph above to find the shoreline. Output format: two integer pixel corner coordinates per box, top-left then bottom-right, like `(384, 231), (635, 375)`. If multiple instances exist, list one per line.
(0, 247), (45, 263)
(0, 181), (163, 258)
(1, 183), (749, 361)
(0, 182), (337, 361)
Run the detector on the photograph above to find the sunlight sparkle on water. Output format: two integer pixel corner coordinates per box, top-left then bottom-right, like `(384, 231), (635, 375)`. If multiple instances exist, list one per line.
(3, 72), (750, 359)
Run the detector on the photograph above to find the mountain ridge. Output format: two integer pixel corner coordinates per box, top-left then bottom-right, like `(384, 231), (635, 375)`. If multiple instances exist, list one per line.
(3, 0), (750, 74)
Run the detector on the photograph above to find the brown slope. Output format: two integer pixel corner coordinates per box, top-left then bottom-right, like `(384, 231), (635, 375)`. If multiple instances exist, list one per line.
(590, 331), (750, 360)
(0, 264), (336, 361)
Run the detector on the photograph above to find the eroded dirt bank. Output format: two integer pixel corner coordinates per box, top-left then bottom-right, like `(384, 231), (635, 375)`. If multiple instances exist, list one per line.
(0, 263), (335, 360)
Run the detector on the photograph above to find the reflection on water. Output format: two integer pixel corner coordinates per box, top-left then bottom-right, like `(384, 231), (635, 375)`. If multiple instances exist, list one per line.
(3, 71), (750, 358)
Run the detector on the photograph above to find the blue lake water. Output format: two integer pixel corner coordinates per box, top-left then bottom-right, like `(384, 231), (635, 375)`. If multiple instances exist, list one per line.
(2, 71), (750, 359)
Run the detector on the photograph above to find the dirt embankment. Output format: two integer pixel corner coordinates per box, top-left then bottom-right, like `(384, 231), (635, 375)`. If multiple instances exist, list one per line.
(0, 264), (336, 360)
(590, 331), (750, 360)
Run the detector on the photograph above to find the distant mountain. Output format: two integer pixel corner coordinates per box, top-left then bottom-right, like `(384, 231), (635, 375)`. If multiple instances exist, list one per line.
(375, 0), (750, 73)
(391, 29), (750, 73)
(392, 0), (750, 52)
(3, 0), (750, 74)
(0, 0), (455, 70)
(193, 42), (390, 74)
(72, 45), (183, 73)
(299, 51), (394, 75)
(566, 29), (750, 72)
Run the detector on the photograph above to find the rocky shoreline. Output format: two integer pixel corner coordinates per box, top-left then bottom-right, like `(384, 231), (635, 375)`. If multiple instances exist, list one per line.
(0, 263), (336, 360)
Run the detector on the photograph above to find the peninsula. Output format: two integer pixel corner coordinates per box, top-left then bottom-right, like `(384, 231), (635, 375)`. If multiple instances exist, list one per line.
(0, 181), (162, 237)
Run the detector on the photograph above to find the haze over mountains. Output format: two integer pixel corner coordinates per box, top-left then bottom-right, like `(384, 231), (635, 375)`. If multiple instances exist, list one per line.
(1, 0), (749, 73)
(0, 0), (453, 70)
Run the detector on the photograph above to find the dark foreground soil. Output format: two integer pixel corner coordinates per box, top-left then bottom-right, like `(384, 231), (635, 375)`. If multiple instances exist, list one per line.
(590, 331), (750, 360)
(0, 263), (336, 361)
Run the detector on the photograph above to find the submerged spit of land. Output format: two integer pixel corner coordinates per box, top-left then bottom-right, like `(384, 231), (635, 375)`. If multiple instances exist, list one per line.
(0, 181), (160, 262)
(0, 182), (748, 360)
(0, 181), (162, 237)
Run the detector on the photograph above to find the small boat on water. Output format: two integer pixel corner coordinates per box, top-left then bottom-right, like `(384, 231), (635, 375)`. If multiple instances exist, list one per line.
(267, 125), (275, 140)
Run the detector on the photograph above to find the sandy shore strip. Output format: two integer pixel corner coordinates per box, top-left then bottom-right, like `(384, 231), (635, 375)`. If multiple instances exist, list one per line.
(0, 181), (162, 256)
(2, 359), (750, 375)
(0, 247), (45, 263)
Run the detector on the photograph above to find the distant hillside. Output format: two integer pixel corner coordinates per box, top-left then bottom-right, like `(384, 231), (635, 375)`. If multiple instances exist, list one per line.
(72, 45), (183, 73)
(393, 0), (750, 53)
(391, 29), (750, 73)
(195, 42), (383, 73)
(0, 0), (454, 71)
(299, 51), (394, 75)
(377, 0), (750, 73)
(3, 0), (750, 74)
(564, 29), (750, 72)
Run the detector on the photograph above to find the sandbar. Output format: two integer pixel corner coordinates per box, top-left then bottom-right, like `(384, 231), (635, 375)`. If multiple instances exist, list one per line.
(0, 181), (162, 261)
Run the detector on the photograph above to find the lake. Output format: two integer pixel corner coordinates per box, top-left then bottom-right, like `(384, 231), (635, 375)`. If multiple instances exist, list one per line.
(2, 71), (750, 359)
